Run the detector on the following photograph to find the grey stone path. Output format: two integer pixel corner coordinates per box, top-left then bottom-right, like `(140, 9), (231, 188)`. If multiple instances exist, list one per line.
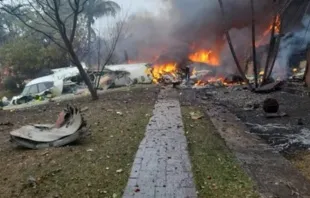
(123, 89), (197, 198)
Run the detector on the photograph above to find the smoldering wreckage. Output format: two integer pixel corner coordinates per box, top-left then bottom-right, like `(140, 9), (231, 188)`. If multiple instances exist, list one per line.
(5, 0), (310, 151)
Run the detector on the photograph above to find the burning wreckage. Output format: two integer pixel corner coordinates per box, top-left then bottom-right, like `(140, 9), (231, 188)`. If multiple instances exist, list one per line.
(145, 51), (247, 88)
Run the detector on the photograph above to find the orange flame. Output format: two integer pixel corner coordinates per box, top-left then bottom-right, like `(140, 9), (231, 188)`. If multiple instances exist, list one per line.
(257, 15), (281, 47)
(189, 50), (220, 66)
(147, 63), (178, 83)
(194, 76), (226, 86)
(263, 15), (281, 37)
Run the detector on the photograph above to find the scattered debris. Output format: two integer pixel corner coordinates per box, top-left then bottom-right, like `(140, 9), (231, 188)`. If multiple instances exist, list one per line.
(0, 122), (13, 126)
(10, 105), (88, 149)
(87, 149), (94, 152)
(263, 98), (279, 113)
(81, 106), (89, 112)
(264, 112), (288, 118)
(255, 81), (285, 93)
(244, 101), (260, 111)
(246, 123), (292, 132)
(224, 74), (244, 84)
(116, 169), (123, 173)
(1, 96), (9, 106)
(190, 111), (204, 120)
(27, 175), (37, 187)
(116, 111), (123, 116)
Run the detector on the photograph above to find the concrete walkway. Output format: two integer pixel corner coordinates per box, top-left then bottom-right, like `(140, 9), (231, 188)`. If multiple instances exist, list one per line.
(123, 89), (197, 198)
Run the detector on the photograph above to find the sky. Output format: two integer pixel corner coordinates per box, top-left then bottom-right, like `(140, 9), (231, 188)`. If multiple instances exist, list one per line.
(94, 0), (164, 33)
(113, 0), (162, 14)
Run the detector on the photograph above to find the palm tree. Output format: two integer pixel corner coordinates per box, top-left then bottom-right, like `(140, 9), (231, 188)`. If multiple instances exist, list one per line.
(84, 0), (120, 66)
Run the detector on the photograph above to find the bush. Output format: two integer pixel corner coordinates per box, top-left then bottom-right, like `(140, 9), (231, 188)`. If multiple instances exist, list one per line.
(3, 77), (18, 92)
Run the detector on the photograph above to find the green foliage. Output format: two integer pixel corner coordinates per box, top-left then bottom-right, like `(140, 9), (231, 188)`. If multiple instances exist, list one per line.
(84, 0), (120, 24)
(0, 37), (69, 79)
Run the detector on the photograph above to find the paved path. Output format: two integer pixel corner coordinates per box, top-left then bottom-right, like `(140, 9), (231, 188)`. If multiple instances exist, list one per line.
(123, 89), (197, 198)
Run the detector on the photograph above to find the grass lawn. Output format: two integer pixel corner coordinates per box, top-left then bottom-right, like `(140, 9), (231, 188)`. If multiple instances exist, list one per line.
(287, 152), (310, 181)
(0, 87), (157, 198)
(182, 106), (259, 198)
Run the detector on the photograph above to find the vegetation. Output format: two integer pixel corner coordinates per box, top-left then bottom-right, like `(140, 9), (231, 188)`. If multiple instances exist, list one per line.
(0, 87), (156, 198)
(0, 37), (68, 80)
(84, 0), (120, 65)
(0, 0), (121, 100)
(182, 106), (259, 198)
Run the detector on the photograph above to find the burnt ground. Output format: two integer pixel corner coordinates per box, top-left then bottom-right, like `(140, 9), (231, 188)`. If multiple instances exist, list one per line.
(200, 86), (310, 154)
(179, 86), (310, 197)
(0, 87), (159, 198)
(181, 84), (310, 184)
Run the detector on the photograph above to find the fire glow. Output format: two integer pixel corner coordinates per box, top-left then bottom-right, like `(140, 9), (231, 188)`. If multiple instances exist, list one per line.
(188, 50), (220, 66)
(145, 14), (280, 86)
(256, 15), (281, 47)
(194, 77), (226, 86)
(147, 63), (178, 84)
(263, 15), (281, 36)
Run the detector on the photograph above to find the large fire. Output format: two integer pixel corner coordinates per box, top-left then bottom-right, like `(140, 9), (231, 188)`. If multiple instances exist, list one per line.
(147, 62), (178, 83)
(145, 15), (280, 86)
(188, 50), (220, 66)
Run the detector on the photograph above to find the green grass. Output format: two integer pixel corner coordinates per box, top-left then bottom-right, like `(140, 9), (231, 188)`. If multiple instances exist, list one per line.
(0, 90), (155, 198)
(182, 106), (259, 198)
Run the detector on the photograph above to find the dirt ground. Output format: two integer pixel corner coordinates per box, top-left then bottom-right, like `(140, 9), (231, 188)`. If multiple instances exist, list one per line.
(0, 87), (159, 198)
(193, 85), (310, 183)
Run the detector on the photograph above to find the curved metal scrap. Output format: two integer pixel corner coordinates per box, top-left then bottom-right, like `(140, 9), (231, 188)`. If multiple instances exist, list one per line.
(10, 105), (89, 149)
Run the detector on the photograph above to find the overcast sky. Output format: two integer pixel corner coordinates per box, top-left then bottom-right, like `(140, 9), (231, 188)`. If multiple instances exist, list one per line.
(94, 0), (165, 33)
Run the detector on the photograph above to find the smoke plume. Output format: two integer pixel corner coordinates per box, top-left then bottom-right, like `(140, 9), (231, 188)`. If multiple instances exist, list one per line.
(115, 0), (276, 73)
(273, 15), (310, 79)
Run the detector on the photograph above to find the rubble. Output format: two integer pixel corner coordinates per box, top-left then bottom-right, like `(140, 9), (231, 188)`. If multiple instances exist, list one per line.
(10, 105), (88, 149)
(244, 101), (260, 111)
(224, 74), (244, 84)
(264, 112), (288, 118)
(255, 81), (285, 93)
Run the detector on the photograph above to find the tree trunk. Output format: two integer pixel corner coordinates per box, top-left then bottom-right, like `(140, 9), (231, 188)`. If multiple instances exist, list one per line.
(218, 0), (253, 90)
(87, 18), (92, 67)
(72, 52), (98, 100)
(262, 14), (277, 85)
(64, 36), (98, 100)
(251, 0), (258, 88)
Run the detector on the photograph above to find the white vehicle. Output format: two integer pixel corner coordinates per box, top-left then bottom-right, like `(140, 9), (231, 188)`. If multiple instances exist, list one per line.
(10, 65), (87, 105)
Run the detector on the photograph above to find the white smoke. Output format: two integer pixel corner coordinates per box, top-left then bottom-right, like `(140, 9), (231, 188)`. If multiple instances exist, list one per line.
(273, 15), (310, 79)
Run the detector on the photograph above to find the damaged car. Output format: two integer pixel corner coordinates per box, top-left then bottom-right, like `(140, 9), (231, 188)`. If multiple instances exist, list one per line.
(10, 75), (63, 105)
(10, 65), (88, 105)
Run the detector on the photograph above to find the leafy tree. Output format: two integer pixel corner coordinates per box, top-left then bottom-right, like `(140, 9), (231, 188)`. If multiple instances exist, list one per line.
(0, 37), (68, 79)
(2, 0), (101, 100)
(84, 0), (120, 65)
